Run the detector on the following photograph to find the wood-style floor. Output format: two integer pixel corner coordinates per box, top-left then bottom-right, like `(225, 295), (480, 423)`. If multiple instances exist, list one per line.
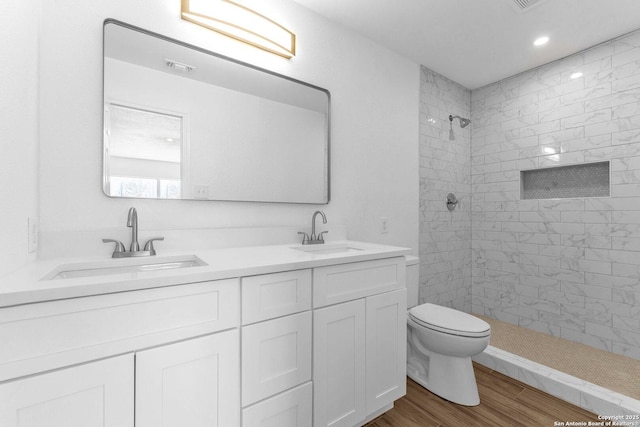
(365, 363), (600, 427)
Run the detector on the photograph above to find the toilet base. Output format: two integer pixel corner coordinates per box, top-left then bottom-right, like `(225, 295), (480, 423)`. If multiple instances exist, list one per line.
(407, 349), (480, 406)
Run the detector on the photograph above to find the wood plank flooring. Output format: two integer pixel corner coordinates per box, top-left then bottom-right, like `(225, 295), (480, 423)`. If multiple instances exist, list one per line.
(365, 363), (600, 427)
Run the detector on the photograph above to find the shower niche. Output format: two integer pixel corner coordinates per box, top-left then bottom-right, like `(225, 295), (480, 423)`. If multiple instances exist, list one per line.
(521, 161), (610, 200)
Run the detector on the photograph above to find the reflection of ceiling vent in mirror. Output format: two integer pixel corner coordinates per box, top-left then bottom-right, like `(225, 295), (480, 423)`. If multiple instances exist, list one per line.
(165, 58), (196, 73)
(511, 0), (549, 12)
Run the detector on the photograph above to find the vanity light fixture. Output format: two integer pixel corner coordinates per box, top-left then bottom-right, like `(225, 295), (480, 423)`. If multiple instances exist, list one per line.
(533, 36), (549, 46)
(181, 0), (296, 59)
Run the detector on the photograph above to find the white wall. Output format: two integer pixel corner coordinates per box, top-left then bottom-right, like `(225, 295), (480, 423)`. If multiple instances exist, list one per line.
(37, 0), (419, 256)
(0, 1), (39, 276)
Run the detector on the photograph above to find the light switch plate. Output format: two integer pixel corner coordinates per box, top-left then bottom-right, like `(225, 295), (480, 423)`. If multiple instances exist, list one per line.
(380, 217), (389, 234)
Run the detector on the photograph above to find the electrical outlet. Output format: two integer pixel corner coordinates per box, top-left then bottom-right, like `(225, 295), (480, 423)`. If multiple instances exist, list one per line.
(380, 217), (389, 234)
(194, 184), (210, 199)
(27, 217), (38, 253)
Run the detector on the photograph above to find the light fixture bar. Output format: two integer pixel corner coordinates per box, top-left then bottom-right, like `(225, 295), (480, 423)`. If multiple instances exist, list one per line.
(181, 0), (296, 59)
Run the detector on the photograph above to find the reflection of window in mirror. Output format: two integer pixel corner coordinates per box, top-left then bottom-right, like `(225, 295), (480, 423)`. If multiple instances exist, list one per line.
(104, 103), (187, 199)
(109, 176), (181, 198)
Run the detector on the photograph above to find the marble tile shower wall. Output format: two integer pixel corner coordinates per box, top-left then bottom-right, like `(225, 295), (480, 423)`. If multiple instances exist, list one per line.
(419, 67), (472, 311)
(470, 29), (640, 360)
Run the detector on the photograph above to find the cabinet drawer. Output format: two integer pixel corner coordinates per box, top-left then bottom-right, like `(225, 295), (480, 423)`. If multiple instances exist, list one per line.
(0, 279), (239, 381)
(242, 311), (312, 406)
(242, 269), (311, 325)
(242, 382), (312, 427)
(313, 257), (405, 308)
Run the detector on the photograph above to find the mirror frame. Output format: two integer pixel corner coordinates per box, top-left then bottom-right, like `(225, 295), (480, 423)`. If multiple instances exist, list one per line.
(102, 19), (331, 204)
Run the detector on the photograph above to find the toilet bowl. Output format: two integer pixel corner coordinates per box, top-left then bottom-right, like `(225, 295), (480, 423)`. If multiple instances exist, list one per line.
(406, 303), (490, 406)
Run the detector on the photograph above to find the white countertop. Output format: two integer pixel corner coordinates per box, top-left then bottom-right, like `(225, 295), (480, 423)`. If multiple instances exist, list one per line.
(0, 240), (411, 308)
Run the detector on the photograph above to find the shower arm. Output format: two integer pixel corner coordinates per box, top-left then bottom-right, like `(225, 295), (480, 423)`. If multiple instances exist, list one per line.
(449, 114), (471, 128)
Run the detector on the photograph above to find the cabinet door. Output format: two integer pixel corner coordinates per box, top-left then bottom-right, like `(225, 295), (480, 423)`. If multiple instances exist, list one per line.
(313, 299), (366, 427)
(366, 289), (407, 414)
(136, 330), (240, 427)
(242, 312), (312, 406)
(0, 354), (134, 427)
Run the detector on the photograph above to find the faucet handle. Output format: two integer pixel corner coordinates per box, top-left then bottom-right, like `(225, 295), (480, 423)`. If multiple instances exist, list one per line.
(102, 239), (125, 257)
(318, 231), (329, 242)
(143, 237), (165, 255)
(297, 232), (310, 245)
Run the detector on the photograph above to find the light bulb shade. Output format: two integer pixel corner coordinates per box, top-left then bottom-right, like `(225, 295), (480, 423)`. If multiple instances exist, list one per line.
(181, 0), (296, 59)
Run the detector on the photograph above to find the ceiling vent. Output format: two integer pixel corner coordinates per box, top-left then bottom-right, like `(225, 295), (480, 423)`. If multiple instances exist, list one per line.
(511, 0), (549, 12)
(164, 59), (196, 73)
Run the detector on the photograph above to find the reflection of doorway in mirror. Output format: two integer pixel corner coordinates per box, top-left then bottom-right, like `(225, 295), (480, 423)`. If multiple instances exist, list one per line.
(104, 102), (189, 199)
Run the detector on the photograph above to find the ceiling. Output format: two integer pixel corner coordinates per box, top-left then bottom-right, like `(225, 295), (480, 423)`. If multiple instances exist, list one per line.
(291, 0), (640, 89)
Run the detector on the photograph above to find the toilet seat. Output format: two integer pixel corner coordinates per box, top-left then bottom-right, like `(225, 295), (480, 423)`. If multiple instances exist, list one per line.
(409, 303), (490, 338)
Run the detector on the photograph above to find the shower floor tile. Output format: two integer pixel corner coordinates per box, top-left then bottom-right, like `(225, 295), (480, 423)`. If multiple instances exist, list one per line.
(477, 315), (640, 400)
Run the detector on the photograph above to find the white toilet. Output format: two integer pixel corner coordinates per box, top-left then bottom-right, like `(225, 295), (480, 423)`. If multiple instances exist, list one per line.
(405, 256), (491, 406)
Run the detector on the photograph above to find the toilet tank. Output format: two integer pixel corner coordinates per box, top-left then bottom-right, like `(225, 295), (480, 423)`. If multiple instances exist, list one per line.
(405, 255), (419, 309)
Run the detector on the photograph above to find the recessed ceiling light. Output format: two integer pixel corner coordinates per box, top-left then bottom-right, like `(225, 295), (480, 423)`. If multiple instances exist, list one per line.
(570, 72), (583, 79)
(533, 36), (549, 46)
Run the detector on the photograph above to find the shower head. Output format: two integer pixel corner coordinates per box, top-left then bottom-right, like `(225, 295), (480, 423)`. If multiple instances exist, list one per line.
(449, 114), (471, 141)
(449, 114), (471, 128)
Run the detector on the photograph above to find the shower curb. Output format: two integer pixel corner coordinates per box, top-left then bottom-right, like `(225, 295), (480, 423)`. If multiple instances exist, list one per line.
(473, 345), (640, 417)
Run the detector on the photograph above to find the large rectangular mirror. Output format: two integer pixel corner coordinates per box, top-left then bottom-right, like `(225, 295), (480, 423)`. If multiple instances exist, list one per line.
(103, 20), (330, 203)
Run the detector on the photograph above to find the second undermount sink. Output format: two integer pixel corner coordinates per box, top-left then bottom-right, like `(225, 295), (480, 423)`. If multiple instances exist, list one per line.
(44, 255), (208, 280)
(292, 242), (365, 255)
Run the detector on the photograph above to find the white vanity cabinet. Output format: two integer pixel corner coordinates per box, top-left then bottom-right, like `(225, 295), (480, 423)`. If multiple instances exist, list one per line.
(312, 257), (407, 427)
(0, 278), (241, 427)
(0, 242), (410, 427)
(241, 269), (313, 427)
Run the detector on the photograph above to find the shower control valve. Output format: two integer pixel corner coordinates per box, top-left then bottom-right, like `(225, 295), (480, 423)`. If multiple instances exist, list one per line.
(446, 193), (459, 211)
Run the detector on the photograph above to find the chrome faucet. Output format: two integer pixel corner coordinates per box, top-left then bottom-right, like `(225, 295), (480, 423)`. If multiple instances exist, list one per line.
(103, 207), (164, 258)
(298, 210), (328, 245)
(127, 207), (140, 252)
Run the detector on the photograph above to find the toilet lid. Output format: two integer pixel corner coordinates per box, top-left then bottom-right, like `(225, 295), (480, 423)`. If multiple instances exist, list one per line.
(409, 303), (491, 337)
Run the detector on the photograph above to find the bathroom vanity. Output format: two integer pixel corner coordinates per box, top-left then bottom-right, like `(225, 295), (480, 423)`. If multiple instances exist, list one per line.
(0, 241), (409, 427)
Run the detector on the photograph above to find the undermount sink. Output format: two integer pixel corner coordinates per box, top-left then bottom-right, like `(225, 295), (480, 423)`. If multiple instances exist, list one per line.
(44, 255), (208, 280)
(292, 242), (365, 255)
